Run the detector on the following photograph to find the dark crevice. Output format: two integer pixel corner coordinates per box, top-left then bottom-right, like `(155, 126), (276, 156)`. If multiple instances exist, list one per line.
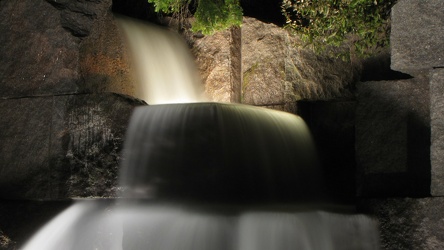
(360, 52), (413, 82)
(112, 0), (163, 25)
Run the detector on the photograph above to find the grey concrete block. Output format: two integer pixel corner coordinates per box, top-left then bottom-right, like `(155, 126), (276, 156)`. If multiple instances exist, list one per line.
(431, 68), (444, 196)
(391, 0), (444, 75)
(356, 75), (430, 197)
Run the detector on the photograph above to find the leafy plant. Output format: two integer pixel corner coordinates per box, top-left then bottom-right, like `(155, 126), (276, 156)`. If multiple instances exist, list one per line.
(282, 0), (395, 59)
(147, 0), (243, 35)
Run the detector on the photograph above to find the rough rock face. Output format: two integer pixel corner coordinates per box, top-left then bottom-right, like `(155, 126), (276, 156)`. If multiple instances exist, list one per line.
(0, 0), (148, 200)
(0, 0), (135, 99)
(390, 0), (444, 75)
(192, 17), (358, 106)
(0, 0), (81, 97)
(359, 198), (444, 250)
(0, 94), (145, 200)
(356, 75), (430, 197)
(49, 0), (136, 97)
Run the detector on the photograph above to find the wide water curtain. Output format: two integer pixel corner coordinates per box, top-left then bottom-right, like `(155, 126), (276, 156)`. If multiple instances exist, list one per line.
(119, 103), (323, 202)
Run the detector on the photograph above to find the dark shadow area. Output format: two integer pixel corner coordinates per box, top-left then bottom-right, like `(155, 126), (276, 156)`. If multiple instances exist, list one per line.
(0, 200), (74, 249)
(355, 78), (431, 198)
(112, 0), (286, 27)
(357, 111), (431, 197)
(112, 0), (163, 24)
(241, 0), (286, 26)
(297, 101), (357, 204)
(360, 52), (412, 82)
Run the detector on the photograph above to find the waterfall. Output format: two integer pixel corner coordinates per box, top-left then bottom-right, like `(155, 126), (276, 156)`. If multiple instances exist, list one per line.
(119, 103), (322, 203)
(22, 16), (380, 250)
(117, 16), (207, 104)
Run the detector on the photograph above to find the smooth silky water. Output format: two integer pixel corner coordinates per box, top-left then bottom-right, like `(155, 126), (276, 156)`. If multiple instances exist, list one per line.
(22, 17), (380, 250)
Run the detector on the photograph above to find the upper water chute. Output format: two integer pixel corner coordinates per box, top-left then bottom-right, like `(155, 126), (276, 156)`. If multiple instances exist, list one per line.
(117, 16), (207, 104)
(119, 102), (324, 203)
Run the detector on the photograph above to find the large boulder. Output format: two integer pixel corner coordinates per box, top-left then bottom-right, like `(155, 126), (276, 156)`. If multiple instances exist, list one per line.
(192, 17), (359, 106)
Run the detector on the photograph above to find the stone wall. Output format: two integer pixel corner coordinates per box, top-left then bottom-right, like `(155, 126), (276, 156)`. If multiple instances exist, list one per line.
(0, 0), (145, 201)
(0, 0), (136, 98)
(0, 1), (147, 247)
(356, 75), (430, 197)
(356, 0), (444, 248)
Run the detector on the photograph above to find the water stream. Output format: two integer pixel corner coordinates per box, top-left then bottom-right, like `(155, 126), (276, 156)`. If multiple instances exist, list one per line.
(22, 17), (380, 250)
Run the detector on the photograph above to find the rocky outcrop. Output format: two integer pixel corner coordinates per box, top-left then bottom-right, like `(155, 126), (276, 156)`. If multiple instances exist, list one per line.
(192, 17), (359, 106)
(355, 1), (444, 249)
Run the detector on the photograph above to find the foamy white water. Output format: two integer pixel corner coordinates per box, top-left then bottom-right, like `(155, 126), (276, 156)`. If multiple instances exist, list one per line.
(117, 16), (207, 104)
(23, 202), (379, 250)
(21, 202), (123, 250)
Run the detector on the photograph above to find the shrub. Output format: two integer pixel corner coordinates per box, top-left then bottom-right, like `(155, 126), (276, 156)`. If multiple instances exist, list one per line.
(147, 0), (242, 35)
(282, 0), (395, 59)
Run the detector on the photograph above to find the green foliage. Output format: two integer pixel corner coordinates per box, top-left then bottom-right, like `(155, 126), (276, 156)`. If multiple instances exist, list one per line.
(147, 0), (243, 35)
(148, 0), (189, 13)
(282, 0), (395, 59)
(192, 0), (243, 35)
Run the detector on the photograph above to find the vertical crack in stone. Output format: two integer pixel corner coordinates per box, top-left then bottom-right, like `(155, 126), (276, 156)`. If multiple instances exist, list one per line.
(230, 26), (242, 103)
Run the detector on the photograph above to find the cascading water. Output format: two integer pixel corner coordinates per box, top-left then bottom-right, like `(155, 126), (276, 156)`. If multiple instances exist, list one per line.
(116, 16), (207, 104)
(22, 16), (380, 250)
